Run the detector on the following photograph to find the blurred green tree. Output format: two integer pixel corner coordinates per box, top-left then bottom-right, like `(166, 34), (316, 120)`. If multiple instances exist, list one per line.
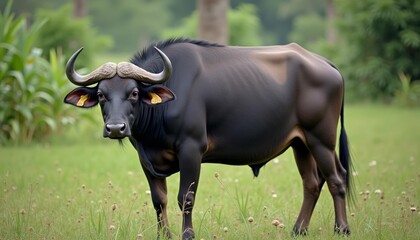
(335, 0), (420, 101)
(288, 13), (325, 47)
(34, 4), (112, 67)
(89, 0), (170, 52)
(231, 0), (294, 44)
(275, 0), (331, 49)
(0, 0), (66, 17)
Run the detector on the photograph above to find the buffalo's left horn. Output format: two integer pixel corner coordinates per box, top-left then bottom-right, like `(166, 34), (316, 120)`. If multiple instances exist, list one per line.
(66, 48), (117, 86)
(117, 47), (172, 84)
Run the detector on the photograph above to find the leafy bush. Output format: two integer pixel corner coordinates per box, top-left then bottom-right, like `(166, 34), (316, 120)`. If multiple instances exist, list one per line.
(34, 4), (113, 68)
(162, 4), (263, 46)
(334, 0), (420, 101)
(0, 1), (80, 144)
(288, 13), (325, 47)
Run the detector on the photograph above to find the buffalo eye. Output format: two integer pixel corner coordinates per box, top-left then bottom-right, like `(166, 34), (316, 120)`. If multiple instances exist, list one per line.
(129, 89), (139, 101)
(97, 91), (105, 101)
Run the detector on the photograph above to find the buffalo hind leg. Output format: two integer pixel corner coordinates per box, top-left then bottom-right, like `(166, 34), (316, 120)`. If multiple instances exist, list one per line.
(142, 167), (172, 239)
(292, 138), (325, 236)
(307, 135), (350, 235)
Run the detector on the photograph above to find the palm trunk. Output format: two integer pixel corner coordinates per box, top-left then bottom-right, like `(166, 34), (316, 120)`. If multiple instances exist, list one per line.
(326, 0), (337, 44)
(198, 0), (229, 44)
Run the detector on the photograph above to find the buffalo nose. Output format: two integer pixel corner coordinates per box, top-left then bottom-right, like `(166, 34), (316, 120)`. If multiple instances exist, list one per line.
(105, 123), (127, 138)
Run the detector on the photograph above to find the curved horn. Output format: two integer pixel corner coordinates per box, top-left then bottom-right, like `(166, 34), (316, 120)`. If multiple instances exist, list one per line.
(117, 47), (172, 84)
(66, 48), (117, 86)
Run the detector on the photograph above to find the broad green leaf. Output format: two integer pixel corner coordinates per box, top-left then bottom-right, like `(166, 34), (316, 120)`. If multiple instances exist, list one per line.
(42, 117), (57, 131)
(15, 105), (32, 121)
(36, 91), (55, 104)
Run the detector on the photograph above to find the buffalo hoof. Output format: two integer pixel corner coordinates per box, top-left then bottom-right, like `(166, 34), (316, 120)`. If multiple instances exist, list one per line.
(292, 227), (308, 237)
(182, 228), (195, 240)
(334, 225), (351, 236)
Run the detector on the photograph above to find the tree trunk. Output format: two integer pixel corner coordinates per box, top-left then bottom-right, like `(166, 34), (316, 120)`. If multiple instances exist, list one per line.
(326, 0), (337, 44)
(198, 0), (229, 45)
(73, 0), (87, 18)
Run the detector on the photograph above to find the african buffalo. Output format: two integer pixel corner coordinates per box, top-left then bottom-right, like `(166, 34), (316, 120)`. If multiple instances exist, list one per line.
(64, 39), (352, 239)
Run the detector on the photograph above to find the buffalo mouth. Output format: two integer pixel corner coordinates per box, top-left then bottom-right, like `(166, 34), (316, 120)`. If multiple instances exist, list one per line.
(107, 135), (127, 140)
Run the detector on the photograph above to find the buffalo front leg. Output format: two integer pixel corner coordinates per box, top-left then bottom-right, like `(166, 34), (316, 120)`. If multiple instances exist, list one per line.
(177, 139), (204, 240)
(292, 139), (325, 236)
(142, 166), (172, 239)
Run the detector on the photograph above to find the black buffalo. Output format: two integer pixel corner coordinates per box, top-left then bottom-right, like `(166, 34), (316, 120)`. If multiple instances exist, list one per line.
(64, 39), (352, 239)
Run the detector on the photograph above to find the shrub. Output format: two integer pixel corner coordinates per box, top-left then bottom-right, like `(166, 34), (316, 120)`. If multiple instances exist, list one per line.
(0, 1), (80, 144)
(335, 0), (420, 101)
(34, 4), (113, 68)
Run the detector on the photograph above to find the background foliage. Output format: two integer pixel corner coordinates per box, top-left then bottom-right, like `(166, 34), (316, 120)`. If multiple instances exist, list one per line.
(335, 0), (420, 101)
(0, 1), (93, 144)
(34, 4), (113, 67)
(162, 4), (263, 46)
(89, 0), (169, 53)
(1, 0), (420, 144)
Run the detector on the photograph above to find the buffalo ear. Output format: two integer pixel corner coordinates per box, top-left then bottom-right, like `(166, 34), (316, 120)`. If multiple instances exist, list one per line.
(64, 86), (98, 108)
(142, 85), (176, 105)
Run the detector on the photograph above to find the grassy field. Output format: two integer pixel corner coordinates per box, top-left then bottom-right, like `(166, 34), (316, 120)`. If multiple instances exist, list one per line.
(1, 104), (419, 239)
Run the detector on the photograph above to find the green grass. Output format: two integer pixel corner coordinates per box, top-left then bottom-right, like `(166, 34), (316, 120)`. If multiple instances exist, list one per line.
(1, 104), (419, 239)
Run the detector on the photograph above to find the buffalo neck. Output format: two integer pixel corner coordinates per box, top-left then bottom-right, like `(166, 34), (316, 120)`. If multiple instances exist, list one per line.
(132, 103), (167, 143)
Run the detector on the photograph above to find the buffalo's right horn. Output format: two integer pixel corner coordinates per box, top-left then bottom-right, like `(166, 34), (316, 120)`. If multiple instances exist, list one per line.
(66, 48), (117, 86)
(117, 47), (172, 84)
